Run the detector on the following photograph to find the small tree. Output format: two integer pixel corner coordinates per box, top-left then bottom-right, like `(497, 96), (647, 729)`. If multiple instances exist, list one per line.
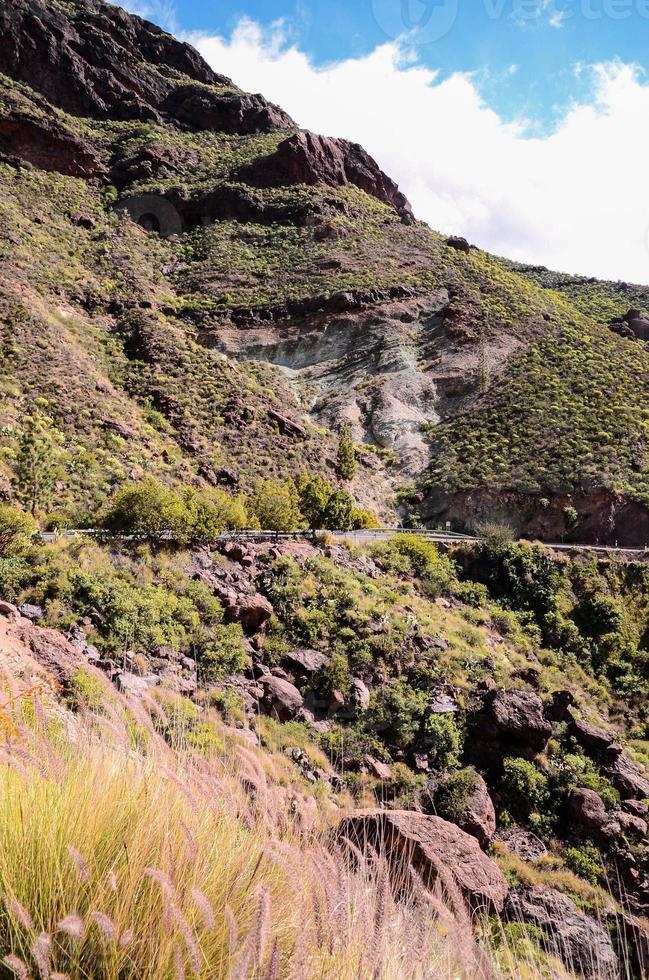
(322, 490), (355, 531)
(249, 479), (302, 532)
(336, 425), (356, 480)
(185, 488), (249, 541)
(13, 413), (63, 516)
(0, 505), (37, 556)
(102, 478), (190, 541)
(298, 473), (333, 530)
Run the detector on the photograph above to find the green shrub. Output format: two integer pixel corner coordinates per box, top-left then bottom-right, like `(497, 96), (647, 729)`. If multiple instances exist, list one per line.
(66, 668), (107, 712)
(297, 474), (333, 531)
(501, 757), (548, 814)
(249, 478), (302, 532)
(424, 713), (462, 769)
(198, 623), (247, 681)
(185, 487), (249, 539)
(0, 556), (32, 601)
(321, 490), (355, 531)
(435, 767), (478, 822)
(564, 843), (602, 885)
(373, 535), (455, 596)
(336, 424), (356, 480)
(102, 478), (190, 541)
(0, 505), (37, 556)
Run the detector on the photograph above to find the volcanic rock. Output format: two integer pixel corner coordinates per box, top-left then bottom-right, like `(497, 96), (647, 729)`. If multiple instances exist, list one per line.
(239, 131), (414, 222)
(602, 745), (649, 800)
(506, 886), (619, 979)
(223, 593), (273, 633)
(569, 715), (615, 754)
(437, 771), (496, 849)
(337, 810), (509, 913)
(486, 689), (552, 749)
(258, 675), (304, 721)
(495, 828), (547, 862)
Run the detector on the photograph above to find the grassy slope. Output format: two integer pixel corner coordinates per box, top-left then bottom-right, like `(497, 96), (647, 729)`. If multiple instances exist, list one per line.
(1, 532), (639, 978)
(3, 4), (649, 517)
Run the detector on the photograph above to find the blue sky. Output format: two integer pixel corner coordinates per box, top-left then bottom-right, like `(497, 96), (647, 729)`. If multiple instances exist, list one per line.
(126, 0), (649, 282)
(138, 0), (649, 129)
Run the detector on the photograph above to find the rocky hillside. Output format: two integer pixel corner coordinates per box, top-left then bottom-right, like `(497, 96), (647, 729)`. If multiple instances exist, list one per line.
(2, 0), (649, 540)
(2, 525), (649, 977)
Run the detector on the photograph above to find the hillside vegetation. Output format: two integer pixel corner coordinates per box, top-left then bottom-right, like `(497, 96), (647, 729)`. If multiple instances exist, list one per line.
(2, 1), (649, 977)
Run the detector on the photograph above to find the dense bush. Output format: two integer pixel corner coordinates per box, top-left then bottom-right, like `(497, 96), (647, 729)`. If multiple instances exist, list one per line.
(434, 767), (478, 822)
(372, 535), (456, 597)
(0, 504), (37, 556)
(101, 478), (192, 540)
(501, 757), (548, 816)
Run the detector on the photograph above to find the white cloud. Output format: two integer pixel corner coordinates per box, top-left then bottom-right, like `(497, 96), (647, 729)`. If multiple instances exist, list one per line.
(119, 0), (178, 33)
(192, 21), (649, 283)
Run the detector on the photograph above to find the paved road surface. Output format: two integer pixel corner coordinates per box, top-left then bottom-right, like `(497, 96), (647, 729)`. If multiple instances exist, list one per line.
(39, 527), (649, 555)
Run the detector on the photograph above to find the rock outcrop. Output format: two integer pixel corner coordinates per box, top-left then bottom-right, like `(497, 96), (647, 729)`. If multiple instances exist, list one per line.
(258, 675), (304, 721)
(506, 886), (619, 979)
(337, 809), (509, 913)
(0, 113), (106, 178)
(0, 0), (229, 123)
(239, 131), (414, 222)
(163, 84), (293, 134)
(470, 688), (552, 756)
(436, 771), (496, 849)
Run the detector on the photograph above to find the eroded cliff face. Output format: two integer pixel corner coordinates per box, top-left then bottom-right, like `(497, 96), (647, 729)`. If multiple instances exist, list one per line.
(208, 290), (522, 476)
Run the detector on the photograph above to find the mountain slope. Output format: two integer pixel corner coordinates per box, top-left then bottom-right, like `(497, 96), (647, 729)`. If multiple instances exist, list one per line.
(1, 0), (649, 541)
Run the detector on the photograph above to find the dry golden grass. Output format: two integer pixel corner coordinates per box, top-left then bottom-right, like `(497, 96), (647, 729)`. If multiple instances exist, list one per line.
(0, 689), (569, 979)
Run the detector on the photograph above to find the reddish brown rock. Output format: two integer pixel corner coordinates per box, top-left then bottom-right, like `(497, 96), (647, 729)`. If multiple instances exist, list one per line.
(351, 677), (371, 711)
(258, 675), (303, 721)
(337, 809), (508, 913)
(435, 772), (496, 850)
(567, 788), (615, 841)
(224, 593), (273, 633)
(618, 811), (648, 839)
(240, 131), (414, 222)
(364, 756), (392, 781)
(0, 0), (228, 123)
(21, 623), (87, 685)
(450, 773), (496, 850)
(569, 715), (614, 754)
(163, 85), (293, 134)
(603, 744), (649, 800)
(0, 114), (106, 178)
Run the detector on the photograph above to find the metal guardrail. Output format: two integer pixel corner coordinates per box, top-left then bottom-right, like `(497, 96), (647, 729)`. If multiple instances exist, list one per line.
(38, 527), (649, 554)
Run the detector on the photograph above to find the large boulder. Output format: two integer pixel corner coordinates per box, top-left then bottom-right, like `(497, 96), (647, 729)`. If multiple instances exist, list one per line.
(602, 745), (649, 800)
(506, 886), (619, 979)
(258, 675), (303, 721)
(337, 810), (509, 913)
(224, 593), (273, 633)
(351, 677), (371, 712)
(567, 788), (619, 843)
(487, 689), (552, 749)
(285, 647), (329, 675)
(569, 715), (615, 754)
